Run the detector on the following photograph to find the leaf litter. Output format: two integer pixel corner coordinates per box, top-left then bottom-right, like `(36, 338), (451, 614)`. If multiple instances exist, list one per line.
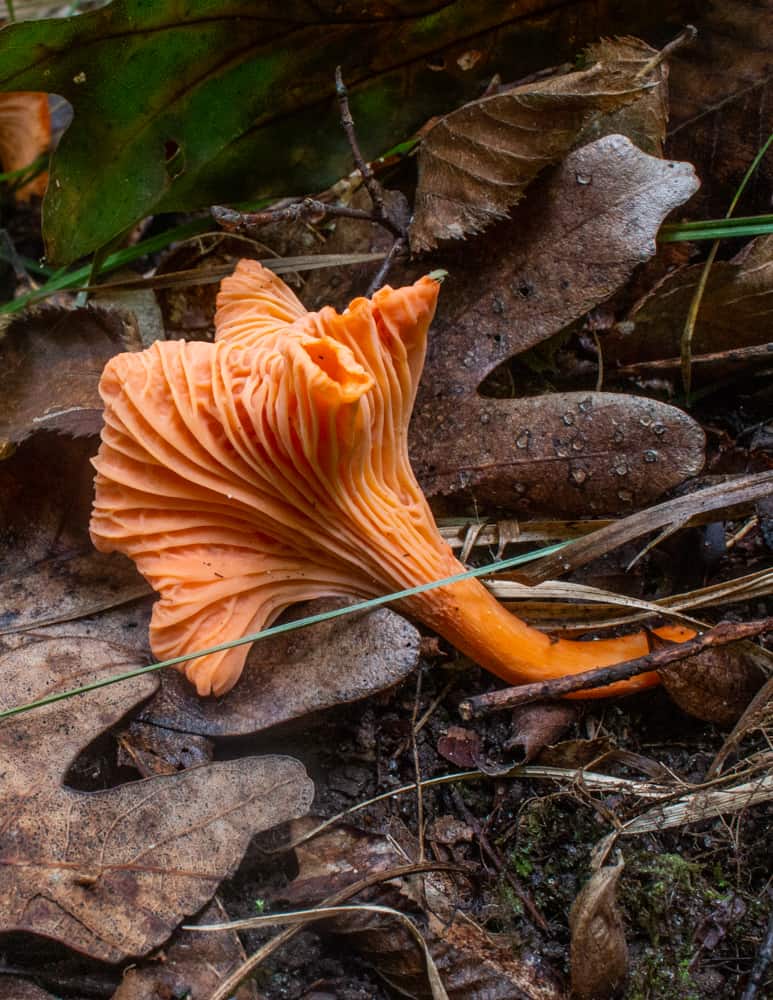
(0, 5), (772, 998)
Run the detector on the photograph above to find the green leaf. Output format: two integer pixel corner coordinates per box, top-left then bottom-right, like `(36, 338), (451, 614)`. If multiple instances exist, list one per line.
(0, 0), (553, 264)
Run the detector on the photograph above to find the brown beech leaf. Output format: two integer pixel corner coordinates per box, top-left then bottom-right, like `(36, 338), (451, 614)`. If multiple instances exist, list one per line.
(607, 234), (773, 372)
(659, 640), (768, 726)
(411, 35), (667, 251)
(112, 896), (259, 1000)
(140, 598), (420, 737)
(0, 306), (140, 446)
(0, 637), (314, 962)
(569, 860), (628, 999)
(0, 436), (149, 636)
(409, 135), (703, 512)
(667, 0), (773, 218)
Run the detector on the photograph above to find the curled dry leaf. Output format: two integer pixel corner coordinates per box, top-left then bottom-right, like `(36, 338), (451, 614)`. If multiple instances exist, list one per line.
(607, 235), (773, 373)
(570, 860), (628, 999)
(0, 92), (50, 200)
(0, 306), (141, 447)
(112, 897), (259, 1000)
(411, 35), (667, 251)
(505, 701), (580, 762)
(0, 437), (149, 636)
(0, 636), (314, 962)
(140, 598), (420, 737)
(409, 135), (704, 512)
(660, 640), (769, 727)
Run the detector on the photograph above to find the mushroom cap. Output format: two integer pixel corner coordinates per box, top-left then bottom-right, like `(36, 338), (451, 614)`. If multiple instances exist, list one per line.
(0, 93), (50, 200)
(91, 262), (444, 695)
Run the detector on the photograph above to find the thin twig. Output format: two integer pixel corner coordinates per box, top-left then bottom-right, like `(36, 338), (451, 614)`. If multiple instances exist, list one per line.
(335, 65), (387, 222)
(411, 668), (426, 863)
(366, 234), (407, 295)
(634, 24), (697, 79)
(459, 617), (773, 719)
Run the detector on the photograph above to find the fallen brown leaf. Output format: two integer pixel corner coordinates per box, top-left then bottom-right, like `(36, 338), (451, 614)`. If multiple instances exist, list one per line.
(281, 821), (564, 1000)
(409, 135), (704, 511)
(505, 701), (580, 762)
(0, 437), (149, 636)
(140, 598), (420, 737)
(0, 636), (313, 962)
(116, 720), (214, 777)
(112, 896), (259, 1000)
(660, 640), (768, 726)
(0, 306), (140, 446)
(667, 0), (773, 218)
(569, 859), (628, 999)
(607, 234), (773, 374)
(411, 35), (667, 252)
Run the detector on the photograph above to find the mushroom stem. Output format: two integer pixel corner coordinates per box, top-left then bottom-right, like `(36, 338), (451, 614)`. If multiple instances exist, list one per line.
(404, 559), (695, 697)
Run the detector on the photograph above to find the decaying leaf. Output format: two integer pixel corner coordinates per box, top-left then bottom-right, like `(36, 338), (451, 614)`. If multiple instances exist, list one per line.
(0, 437), (149, 635)
(0, 305), (140, 446)
(140, 598), (420, 737)
(409, 135), (704, 511)
(0, 636), (314, 962)
(660, 640), (769, 726)
(667, 0), (773, 218)
(411, 36), (667, 251)
(282, 821), (564, 1000)
(112, 897), (259, 1000)
(607, 235), (773, 373)
(116, 720), (214, 777)
(505, 702), (580, 762)
(569, 860), (628, 999)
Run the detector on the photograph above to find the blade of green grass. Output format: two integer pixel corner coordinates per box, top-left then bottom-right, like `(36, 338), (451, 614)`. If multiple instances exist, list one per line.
(0, 217), (213, 315)
(0, 540), (569, 721)
(681, 131), (773, 399)
(660, 213), (773, 242)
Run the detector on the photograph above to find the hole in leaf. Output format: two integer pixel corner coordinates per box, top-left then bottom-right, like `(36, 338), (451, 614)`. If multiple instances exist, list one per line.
(163, 139), (185, 179)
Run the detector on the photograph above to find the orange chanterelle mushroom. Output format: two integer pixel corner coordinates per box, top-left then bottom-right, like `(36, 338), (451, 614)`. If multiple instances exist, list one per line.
(90, 262), (693, 696)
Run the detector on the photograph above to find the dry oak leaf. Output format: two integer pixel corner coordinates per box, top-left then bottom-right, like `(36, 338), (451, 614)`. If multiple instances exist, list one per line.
(0, 305), (141, 448)
(139, 598), (421, 738)
(112, 896), (259, 1000)
(0, 636), (313, 962)
(411, 35), (668, 251)
(0, 92), (50, 200)
(410, 135), (704, 511)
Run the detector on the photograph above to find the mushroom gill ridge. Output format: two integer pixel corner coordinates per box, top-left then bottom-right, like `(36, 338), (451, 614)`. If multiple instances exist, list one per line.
(90, 261), (693, 697)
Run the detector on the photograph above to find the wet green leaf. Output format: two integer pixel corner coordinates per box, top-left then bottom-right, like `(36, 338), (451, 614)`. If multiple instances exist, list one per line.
(0, 0), (560, 264)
